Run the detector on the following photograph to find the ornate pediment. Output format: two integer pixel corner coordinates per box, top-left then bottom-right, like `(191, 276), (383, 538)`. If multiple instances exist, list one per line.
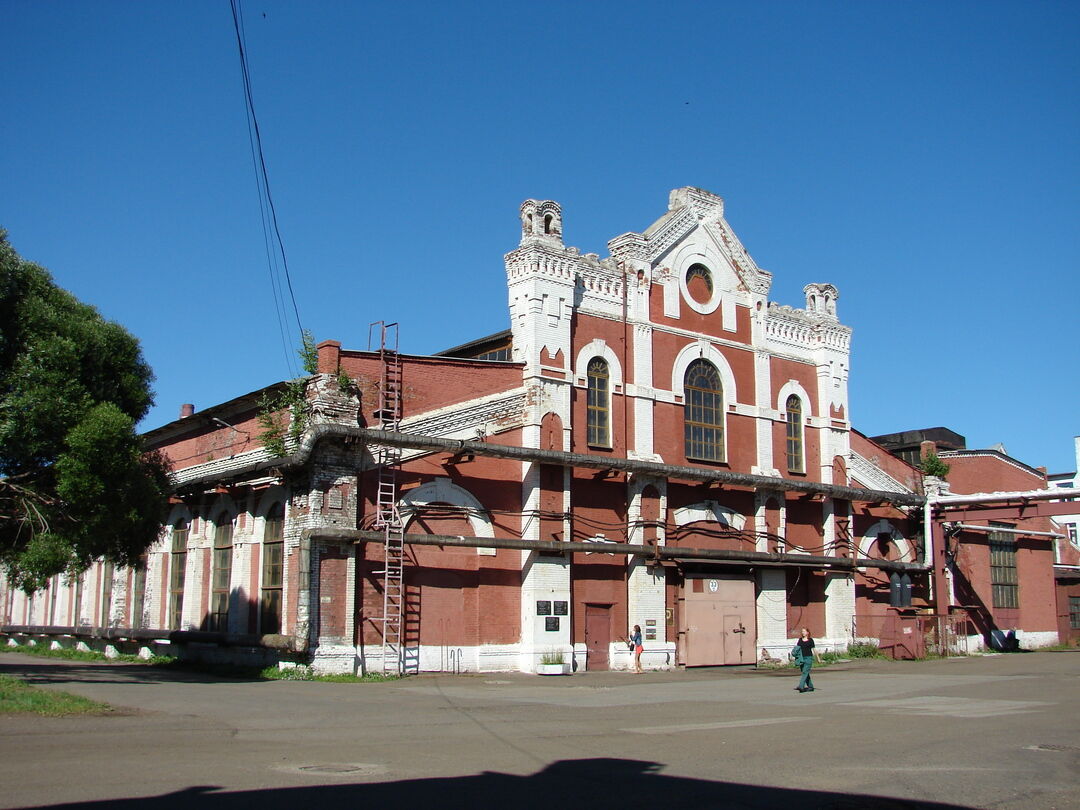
(632, 187), (772, 297)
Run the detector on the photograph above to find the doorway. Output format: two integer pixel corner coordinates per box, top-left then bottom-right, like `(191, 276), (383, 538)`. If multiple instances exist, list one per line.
(679, 574), (756, 666)
(584, 604), (612, 671)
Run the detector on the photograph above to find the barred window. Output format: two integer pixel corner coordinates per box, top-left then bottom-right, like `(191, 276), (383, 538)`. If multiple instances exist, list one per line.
(684, 360), (724, 462)
(989, 524), (1018, 609)
(1071, 596), (1080, 630)
(587, 357), (610, 447)
(169, 520), (188, 630)
(261, 503), (285, 634)
(209, 513), (233, 632)
(785, 395), (804, 473)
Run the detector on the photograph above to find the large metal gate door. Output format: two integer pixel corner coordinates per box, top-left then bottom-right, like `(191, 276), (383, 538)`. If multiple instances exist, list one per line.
(681, 575), (757, 666)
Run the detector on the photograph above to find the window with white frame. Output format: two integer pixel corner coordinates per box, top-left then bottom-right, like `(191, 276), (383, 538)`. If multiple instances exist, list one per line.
(169, 520), (188, 630)
(586, 357), (610, 447)
(261, 502), (285, 634)
(684, 359), (724, 462)
(209, 513), (233, 632)
(785, 395), (804, 473)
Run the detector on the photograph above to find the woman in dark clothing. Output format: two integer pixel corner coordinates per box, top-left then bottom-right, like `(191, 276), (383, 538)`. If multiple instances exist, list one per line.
(795, 627), (815, 692)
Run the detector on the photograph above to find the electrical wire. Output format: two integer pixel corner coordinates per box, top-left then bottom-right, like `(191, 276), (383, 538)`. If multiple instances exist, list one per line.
(229, 0), (304, 376)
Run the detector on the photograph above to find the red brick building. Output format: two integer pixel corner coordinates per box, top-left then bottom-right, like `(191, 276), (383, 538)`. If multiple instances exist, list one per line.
(3, 189), (1070, 671)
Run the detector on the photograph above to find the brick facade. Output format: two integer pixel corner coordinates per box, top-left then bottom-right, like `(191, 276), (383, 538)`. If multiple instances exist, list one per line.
(4, 188), (1069, 672)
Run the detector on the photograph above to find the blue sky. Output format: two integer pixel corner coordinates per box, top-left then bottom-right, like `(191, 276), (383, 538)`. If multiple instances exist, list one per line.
(3, 1), (1078, 473)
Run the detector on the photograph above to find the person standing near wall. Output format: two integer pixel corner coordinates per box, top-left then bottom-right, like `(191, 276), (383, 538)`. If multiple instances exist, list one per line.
(793, 627), (815, 692)
(629, 624), (643, 673)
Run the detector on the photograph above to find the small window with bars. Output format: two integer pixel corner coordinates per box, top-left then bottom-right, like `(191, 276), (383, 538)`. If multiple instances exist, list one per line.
(989, 524), (1018, 609)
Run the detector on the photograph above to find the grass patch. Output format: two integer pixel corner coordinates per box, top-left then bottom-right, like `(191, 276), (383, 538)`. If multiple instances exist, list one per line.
(259, 665), (398, 683)
(845, 642), (886, 659)
(2, 643), (399, 682)
(0, 673), (111, 716)
(1, 642), (172, 666)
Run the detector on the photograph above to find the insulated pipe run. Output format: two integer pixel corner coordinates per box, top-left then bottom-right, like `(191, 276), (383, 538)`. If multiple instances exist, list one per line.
(946, 522), (1064, 539)
(302, 527), (929, 574)
(174, 422), (926, 508)
(929, 487), (1080, 507)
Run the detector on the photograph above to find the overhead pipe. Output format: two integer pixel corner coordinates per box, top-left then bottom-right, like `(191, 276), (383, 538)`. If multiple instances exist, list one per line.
(302, 527), (928, 574)
(945, 522), (1064, 539)
(930, 487), (1080, 507)
(186, 422), (925, 507)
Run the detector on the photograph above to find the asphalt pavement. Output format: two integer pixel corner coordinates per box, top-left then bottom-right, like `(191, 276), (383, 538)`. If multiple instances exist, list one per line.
(1, 650), (1077, 809)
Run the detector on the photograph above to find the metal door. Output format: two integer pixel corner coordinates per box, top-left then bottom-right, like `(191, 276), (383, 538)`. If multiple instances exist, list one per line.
(679, 574), (757, 666)
(723, 613), (750, 665)
(584, 604), (611, 671)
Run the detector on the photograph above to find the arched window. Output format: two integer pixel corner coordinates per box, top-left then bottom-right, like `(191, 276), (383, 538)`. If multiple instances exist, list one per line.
(209, 513), (233, 632)
(587, 357), (610, 447)
(261, 502), (285, 634)
(684, 360), (724, 462)
(169, 520), (188, 630)
(785, 395), (804, 473)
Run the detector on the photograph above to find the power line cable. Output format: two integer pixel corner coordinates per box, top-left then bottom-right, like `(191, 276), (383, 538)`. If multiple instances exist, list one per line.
(229, 0), (304, 376)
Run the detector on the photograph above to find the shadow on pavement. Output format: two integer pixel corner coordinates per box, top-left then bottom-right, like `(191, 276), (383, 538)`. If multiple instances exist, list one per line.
(37, 757), (972, 810)
(0, 658), (266, 685)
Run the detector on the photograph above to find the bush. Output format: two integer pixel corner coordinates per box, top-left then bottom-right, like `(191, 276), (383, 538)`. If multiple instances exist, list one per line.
(846, 642), (885, 659)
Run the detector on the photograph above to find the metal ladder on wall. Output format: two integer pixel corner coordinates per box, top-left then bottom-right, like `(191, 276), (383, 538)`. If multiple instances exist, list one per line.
(369, 321), (404, 676)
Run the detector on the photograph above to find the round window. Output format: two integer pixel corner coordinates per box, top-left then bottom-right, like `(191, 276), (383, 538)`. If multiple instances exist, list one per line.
(685, 264), (713, 305)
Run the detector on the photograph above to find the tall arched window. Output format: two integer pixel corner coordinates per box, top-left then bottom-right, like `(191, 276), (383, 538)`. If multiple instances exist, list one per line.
(261, 502), (285, 634)
(209, 513), (233, 632)
(169, 520), (188, 630)
(785, 395), (804, 473)
(587, 357), (610, 447)
(684, 360), (724, 462)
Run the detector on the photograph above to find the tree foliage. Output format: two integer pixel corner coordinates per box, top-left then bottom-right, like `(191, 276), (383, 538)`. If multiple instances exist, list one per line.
(919, 450), (951, 479)
(0, 230), (170, 591)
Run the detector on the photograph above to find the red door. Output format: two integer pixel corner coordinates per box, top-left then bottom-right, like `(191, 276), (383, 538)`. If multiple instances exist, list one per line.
(585, 604), (612, 671)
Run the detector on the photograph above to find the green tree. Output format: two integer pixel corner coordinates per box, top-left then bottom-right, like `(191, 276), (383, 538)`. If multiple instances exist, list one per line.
(919, 450), (950, 479)
(0, 230), (170, 591)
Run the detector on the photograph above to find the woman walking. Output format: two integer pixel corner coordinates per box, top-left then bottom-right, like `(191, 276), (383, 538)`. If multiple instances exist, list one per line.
(794, 627), (815, 692)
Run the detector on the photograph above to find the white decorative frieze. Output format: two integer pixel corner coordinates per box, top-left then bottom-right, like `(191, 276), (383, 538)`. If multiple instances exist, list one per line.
(848, 452), (914, 494)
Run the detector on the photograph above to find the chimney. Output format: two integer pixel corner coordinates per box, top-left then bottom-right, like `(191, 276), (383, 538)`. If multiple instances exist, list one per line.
(919, 440), (936, 459)
(316, 340), (342, 374)
(180, 403), (195, 419)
